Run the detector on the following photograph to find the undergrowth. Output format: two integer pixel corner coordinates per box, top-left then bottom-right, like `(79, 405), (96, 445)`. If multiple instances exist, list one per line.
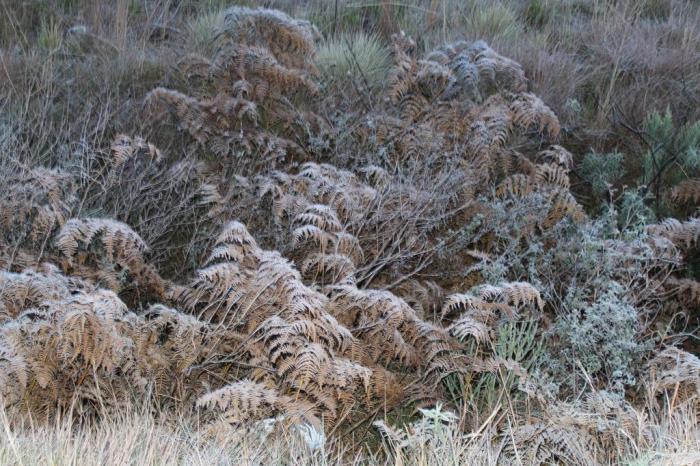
(0, 1), (698, 465)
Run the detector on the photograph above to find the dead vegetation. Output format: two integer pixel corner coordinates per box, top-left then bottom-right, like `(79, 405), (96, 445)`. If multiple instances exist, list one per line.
(0, 2), (698, 465)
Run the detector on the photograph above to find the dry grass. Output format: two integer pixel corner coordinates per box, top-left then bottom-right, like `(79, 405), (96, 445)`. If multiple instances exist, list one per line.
(0, 396), (696, 465)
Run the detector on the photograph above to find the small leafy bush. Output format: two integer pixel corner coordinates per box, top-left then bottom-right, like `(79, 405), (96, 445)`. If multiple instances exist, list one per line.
(580, 150), (625, 201)
(545, 281), (652, 394)
(640, 108), (700, 204)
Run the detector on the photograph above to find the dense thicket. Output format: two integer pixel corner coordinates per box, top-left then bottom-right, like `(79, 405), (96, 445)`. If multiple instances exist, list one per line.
(0, 5), (697, 464)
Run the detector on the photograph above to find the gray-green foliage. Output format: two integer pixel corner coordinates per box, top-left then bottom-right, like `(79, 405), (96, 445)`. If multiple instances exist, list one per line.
(615, 188), (656, 235)
(580, 150), (625, 200)
(473, 319), (542, 408)
(546, 281), (651, 394)
(446, 318), (542, 413)
(641, 108), (700, 197)
(467, 197), (659, 395)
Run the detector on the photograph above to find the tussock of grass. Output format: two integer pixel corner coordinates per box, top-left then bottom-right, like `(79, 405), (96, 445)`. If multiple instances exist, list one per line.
(316, 32), (391, 88)
(184, 8), (226, 56)
(465, 3), (524, 41)
(37, 19), (62, 52)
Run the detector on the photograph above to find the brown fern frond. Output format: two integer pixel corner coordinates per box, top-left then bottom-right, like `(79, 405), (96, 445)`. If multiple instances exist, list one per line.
(208, 220), (261, 264)
(55, 218), (166, 296)
(472, 41), (527, 93)
(444, 282), (542, 323)
(327, 283), (421, 367)
(279, 342), (331, 391)
(197, 379), (321, 429)
(475, 95), (513, 151)
(502, 423), (594, 466)
(1, 167), (76, 251)
(670, 178), (700, 206)
(0, 268), (79, 323)
(55, 290), (131, 372)
(647, 347), (700, 402)
(293, 207), (343, 233)
(175, 262), (248, 324)
(648, 218), (700, 250)
(388, 32), (417, 103)
(510, 92), (561, 139)
(359, 165), (390, 190)
(146, 87), (299, 162)
(300, 253), (356, 283)
(538, 145), (574, 169)
(0, 342), (28, 405)
(496, 174), (534, 199)
(442, 293), (511, 323)
(497, 282), (545, 310)
(535, 163), (570, 190)
(414, 59), (452, 99)
(542, 190), (586, 229)
(218, 6), (318, 70)
(333, 232), (364, 265)
(55, 218), (146, 264)
(110, 134), (162, 169)
(212, 43), (317, 98)
(448, 316), (491, 344)
(396, 280), (445, 319)
(196, 183), (226, 219)
(56, 218), (167, 296)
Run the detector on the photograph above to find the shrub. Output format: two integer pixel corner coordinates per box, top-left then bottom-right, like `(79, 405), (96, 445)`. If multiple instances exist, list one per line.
(640, 108), (700, 208)
(2, 4), (700, 464)
(616, 188), (656, 235)
(546, 281), (652, 394)
(580, 150), (625, 201)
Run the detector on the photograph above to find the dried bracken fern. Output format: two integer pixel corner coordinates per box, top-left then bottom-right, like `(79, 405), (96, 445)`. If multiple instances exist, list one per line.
(211, 43), (318, 99)
(647, 218), (700, 250)
(171, 221), (406, 427)
(0, 285), (224, 416)
(325, 281), (471, 394)
(110, 134), (162, 168)
(0, 167), (76, 259)
(1, 9), (697, 463)
(55, 218), (166, 297)
(670, 178), (700, 206)
(378, 35), (557, 172)
(146, 6), (323, 166)
(217, 6), (319, 70)
(509, 92), (560, 140)
(196, 379), (320, 429)
(0, 266), (92, 323)
(500, 422), (595, 466)
(647, 347), (700, 403)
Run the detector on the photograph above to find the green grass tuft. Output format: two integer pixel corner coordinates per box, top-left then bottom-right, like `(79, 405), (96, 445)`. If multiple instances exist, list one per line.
(184, 8), (226, 56)
(316, 32), (391, 89)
